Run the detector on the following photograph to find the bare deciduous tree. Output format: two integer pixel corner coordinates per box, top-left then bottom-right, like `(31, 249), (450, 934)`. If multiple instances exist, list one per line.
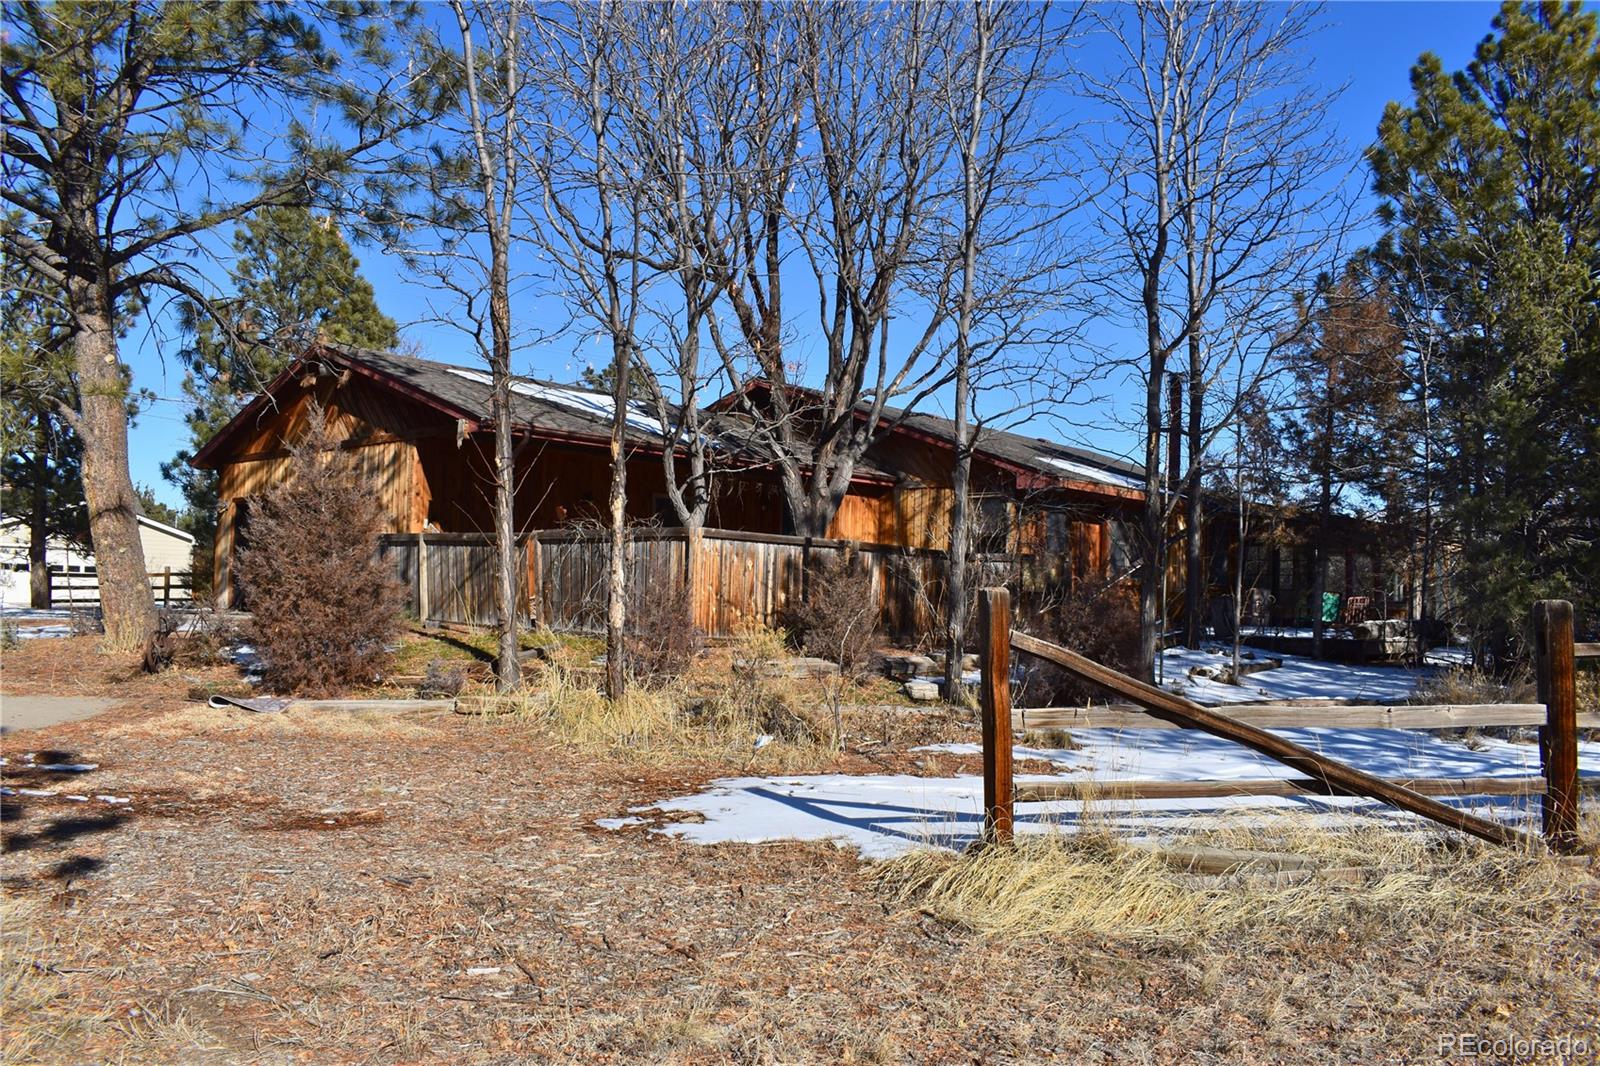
(936, 1), (1082, 698)
(527, 2), (654, 699)
(704, 2), (960, 545)
(396, 0), (532, 691)
(1080, 0), (1346, 678)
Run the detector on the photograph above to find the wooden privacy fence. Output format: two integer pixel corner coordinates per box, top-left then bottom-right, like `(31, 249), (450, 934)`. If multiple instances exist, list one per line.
(379, 533), (527, 627)
(45, 566), (193, 608)
(378, 527), (945, 637)
(979, 590), (1598, 854)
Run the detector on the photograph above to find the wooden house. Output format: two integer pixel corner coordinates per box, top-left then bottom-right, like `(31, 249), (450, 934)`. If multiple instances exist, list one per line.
(192, 343), (1399, 636)
(191, 345), (1154, 621)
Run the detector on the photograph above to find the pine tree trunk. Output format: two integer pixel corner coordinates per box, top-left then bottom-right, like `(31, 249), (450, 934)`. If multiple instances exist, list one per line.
(28, 431), (51, 609)
(605, 340), (629, 700)
(72, 285), (156, 650)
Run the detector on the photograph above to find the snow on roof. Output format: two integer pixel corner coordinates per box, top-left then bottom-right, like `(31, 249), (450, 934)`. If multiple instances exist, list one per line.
(1035, 454), (1146, 490)
(444, 367), (672, 440)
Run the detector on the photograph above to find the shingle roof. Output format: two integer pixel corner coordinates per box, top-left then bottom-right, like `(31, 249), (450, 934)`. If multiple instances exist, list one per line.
(318, 345), (899, 481)
(887, 407), (1147, 491)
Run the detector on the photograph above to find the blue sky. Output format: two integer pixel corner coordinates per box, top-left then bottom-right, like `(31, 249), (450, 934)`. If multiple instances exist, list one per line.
(125, 1), (1502, 511)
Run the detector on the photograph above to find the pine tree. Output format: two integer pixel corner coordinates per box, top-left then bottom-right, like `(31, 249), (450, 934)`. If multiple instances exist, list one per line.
(163, 206), (398, 588)
(1276, 268), (1407, 657)
(1, 218), (85, 606)
(234, 403), (404, 695)
(2, 2), (420, 649)
(1370, 0), (1600, 659)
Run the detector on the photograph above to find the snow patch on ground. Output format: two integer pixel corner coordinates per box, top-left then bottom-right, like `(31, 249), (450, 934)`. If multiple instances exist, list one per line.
(10, 624), (74, 640)
(627, 729), (1598, 859)
(1157, 644), (1434, 705)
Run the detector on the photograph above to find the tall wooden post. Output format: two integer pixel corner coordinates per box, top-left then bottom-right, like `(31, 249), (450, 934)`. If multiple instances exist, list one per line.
(416, 531), (430, 625)
(214, 500), (235, 611)
(980, 587), (1014, 845)
(1533, 599), (1578, 852)
(527, 532), (542, 629)
(162, 567), (172, 606)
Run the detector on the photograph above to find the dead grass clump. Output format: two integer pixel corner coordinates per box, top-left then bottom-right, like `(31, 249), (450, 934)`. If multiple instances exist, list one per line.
(1412, 665), (1534, 706)
(1579, 668), (1599, 718)
(417, 658), (467, 698)
(501, 657), (833, 770)
(0, 901), (103, 1061)
(876, 818), (1583, 944)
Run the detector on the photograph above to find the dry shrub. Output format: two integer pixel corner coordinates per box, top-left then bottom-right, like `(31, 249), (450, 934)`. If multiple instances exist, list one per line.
(786, 550), (879, 677)
(235, 403), (404, 695)
(627, 575), (703, 682)
(878, 816), (1580, 944)
(171, 607), (245, 668)
(417, 658), (467, 698)
(1012, 579), (1140, 705)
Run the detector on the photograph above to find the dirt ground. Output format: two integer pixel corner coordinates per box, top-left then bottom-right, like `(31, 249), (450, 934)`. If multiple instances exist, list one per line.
(3, 634), (1598, 1064)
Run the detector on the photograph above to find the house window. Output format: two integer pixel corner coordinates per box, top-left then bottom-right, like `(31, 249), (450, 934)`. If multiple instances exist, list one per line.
(1109, 516), (1141, 575)
(974, 496), (1010, 555)
(1044, 510), (1070, 556)
(1242, 542), (1270, 590)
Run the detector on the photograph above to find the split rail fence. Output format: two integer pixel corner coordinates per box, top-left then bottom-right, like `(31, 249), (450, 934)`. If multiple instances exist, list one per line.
(378, 527), (945, 639)
(978, 590), (1598, 854)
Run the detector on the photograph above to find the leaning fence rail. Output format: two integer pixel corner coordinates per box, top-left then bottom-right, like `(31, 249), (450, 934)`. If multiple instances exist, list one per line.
(978, 589), (1596, 854)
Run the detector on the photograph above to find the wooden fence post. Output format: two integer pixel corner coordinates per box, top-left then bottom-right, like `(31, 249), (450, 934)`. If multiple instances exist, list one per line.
(980, 587), (1014, 845)
(527, 532), (542, 628)
(162, 567), (172, 606)
(416, 531), (430, 624)
(42, 567), (53, 609)
(1533, 599), (1579, 852)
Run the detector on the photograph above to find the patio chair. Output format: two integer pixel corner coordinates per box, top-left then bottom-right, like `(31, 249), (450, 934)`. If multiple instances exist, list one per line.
(1340, 595), (1371, 625)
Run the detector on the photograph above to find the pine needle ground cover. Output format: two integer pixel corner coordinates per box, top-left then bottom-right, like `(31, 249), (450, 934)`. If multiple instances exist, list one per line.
(2, 635), (1597, 1064)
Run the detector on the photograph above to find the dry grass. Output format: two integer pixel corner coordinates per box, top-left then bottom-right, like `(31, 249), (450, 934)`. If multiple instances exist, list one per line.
(877, 815), (1586, 944)
(0, 902), (104, 1062)
(490, 662), (840, 772)
(470, 624), (960, 773)
(102, 703), (440, 742)
(1412, 664), (1536, 706)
